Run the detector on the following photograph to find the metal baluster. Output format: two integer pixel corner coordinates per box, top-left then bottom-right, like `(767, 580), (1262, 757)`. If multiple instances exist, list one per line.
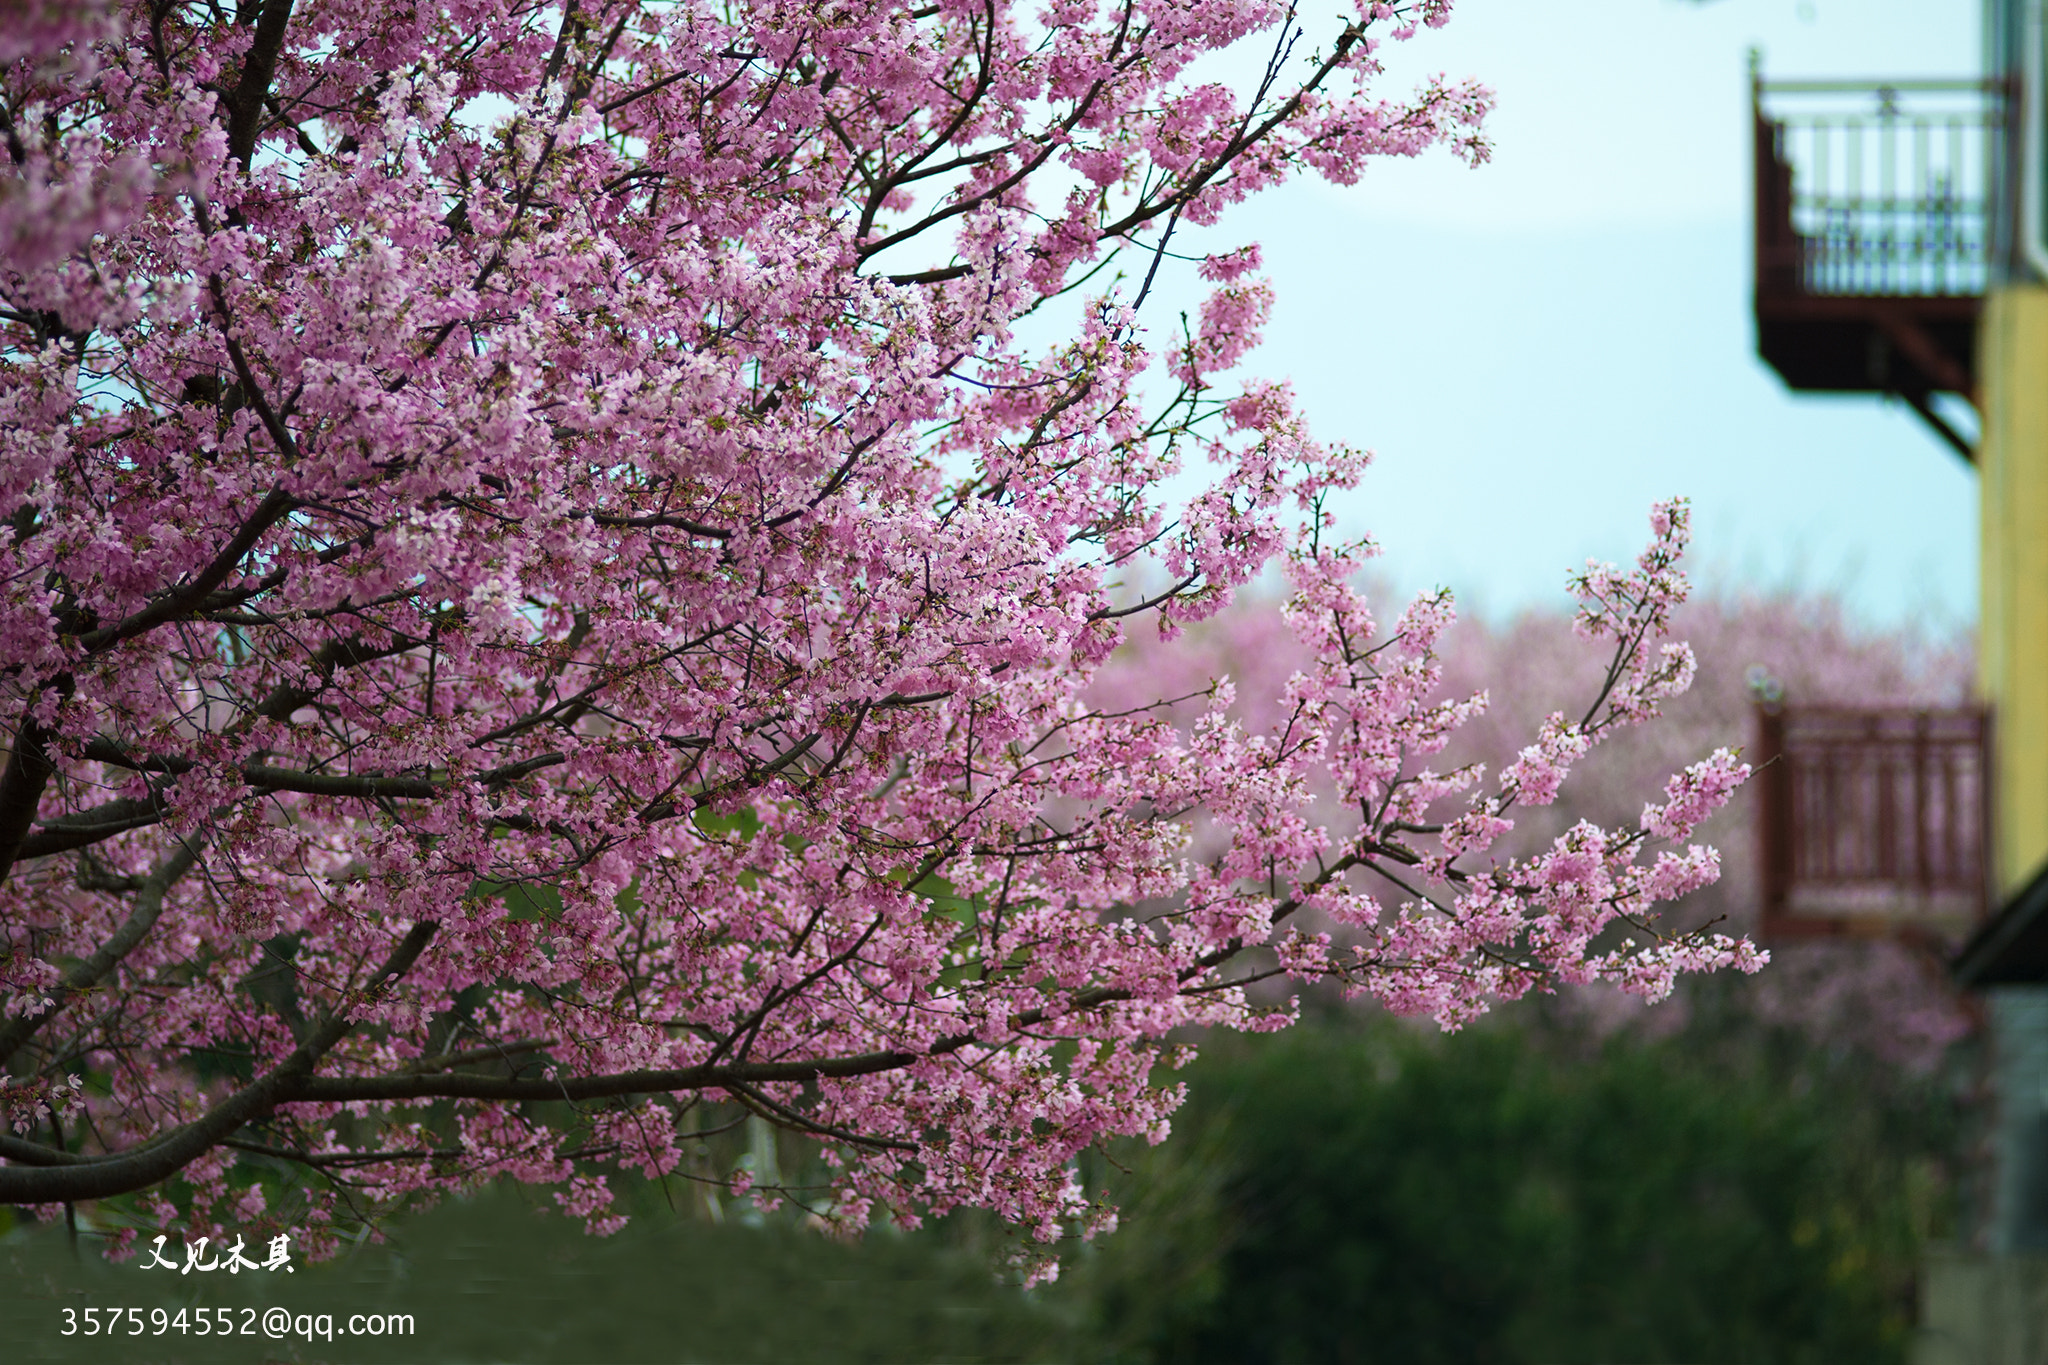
(1849, 118), (1864, 292)
(1880, 98), (1897, 291)
(1814, 118), (1831, 289)
(1914, 118), (1930, 292)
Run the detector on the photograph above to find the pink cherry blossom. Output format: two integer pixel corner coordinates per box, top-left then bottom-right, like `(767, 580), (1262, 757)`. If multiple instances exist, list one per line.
(0, 0), (1748, 1270)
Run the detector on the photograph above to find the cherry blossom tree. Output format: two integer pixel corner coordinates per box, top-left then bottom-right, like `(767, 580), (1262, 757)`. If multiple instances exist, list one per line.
(0, 0), (1757, 1264)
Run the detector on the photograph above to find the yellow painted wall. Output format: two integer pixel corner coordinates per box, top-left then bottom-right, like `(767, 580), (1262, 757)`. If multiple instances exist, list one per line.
(1980, 286), (2048, 896)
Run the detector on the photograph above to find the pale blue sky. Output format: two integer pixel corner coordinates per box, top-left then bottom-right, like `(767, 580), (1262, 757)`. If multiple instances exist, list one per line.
(1139, 0), (1983, 627)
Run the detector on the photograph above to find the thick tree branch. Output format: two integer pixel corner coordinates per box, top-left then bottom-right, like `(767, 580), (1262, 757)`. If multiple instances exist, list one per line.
(11, 749), (568, 863)
(15, 798), (171, 860)
(0, 710), (57, 885)
(0, 839), (201, 1066)
(76, 487), (297, 656)
(222, 0), (298, 170)
(0, 921), (438, 1203)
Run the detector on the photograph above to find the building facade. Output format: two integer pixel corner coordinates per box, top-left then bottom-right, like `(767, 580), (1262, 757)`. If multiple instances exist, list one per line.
(1754, 5), (2048, 1354)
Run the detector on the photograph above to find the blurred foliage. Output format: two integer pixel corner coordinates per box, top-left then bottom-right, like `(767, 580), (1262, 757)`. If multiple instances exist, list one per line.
(1053, 998), (1961, 1365)
(2, 1001), (1962, 1364)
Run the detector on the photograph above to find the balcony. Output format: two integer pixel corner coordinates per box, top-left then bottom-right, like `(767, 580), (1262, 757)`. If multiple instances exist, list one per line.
(1751, 63), (2008, 458)
(1756, 705), (1993, 945)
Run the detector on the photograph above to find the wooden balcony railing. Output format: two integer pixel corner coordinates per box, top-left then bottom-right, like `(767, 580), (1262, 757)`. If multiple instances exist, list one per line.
(1756, 705), (1993, 943)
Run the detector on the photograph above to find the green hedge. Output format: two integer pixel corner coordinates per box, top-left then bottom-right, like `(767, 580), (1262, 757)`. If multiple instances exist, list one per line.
(1058, 1019), (1942, 1365)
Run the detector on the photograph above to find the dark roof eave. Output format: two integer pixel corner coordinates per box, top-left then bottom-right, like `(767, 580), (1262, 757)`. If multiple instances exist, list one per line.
(1955, 861), (2048, 987)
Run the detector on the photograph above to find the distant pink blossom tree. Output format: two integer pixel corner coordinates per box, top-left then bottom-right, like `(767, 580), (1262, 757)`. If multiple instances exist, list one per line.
(0, 0), (1756, 1263)
(1096, 583), (1975, 1069)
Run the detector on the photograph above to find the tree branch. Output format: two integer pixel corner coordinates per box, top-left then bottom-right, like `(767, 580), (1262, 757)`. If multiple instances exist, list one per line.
(0, 839), (201, 1066)
(0, 710), (57, 885)
(76, 486), (297, 656)
(222, 0), (298, 170)
(0, 921), (438, 1204)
